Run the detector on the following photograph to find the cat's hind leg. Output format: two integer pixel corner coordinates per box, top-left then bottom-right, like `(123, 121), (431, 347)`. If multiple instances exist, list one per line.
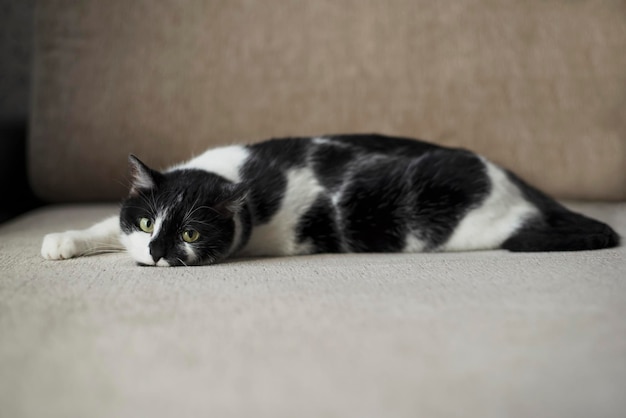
(41, 216), (123, 260)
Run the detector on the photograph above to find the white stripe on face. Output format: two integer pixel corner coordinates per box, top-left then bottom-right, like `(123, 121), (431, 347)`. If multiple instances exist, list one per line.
(183, 243), (197, 264)
(150, 209), (169, 242)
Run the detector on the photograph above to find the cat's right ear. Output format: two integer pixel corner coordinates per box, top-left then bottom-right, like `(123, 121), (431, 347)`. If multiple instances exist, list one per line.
(128, 155), (162, 196)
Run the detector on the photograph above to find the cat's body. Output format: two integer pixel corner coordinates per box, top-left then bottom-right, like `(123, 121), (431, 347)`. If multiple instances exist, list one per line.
(41, 134), (620, 266)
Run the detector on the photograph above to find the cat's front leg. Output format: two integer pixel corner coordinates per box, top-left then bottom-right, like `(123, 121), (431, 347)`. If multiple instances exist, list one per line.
(41, 216), (123, 260)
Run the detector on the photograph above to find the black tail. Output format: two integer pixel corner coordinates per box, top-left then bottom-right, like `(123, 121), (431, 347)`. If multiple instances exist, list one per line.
(502, 210), (620, 252)
(501, 170), (620, 252)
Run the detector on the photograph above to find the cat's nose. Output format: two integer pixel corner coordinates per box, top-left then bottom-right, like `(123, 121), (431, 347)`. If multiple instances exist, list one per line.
(150, 245), (166, 263)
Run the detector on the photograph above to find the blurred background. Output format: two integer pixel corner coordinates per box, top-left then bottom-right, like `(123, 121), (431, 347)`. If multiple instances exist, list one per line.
(0, 0), (40, 223)
(1, 1), (624, 223)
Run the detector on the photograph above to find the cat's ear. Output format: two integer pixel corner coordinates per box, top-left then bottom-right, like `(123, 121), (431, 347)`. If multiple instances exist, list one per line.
(214, 184), (248, 218)
(128, 155), (162, 195)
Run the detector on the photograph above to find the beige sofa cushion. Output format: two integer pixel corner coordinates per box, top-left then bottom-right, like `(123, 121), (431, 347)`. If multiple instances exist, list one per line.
(30, 0), (626, 202)
(1, 202), (626, 417)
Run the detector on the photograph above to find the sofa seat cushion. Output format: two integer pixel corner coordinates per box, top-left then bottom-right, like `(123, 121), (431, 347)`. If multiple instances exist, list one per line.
(1, 202), (625, 417)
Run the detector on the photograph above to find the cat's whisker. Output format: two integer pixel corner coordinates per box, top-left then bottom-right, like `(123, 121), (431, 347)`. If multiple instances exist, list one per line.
(183, 203), (213, 225)
(182, 197), (202, 225)
(78, 248), (125, 257)
(188, 222), (221, 233)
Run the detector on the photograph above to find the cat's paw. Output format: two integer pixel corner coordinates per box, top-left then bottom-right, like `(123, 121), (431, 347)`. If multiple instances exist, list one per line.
(41, 231), (86, 260)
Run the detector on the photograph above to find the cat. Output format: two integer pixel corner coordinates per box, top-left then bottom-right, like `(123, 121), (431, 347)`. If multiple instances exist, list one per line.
(41, 134), (620, 267)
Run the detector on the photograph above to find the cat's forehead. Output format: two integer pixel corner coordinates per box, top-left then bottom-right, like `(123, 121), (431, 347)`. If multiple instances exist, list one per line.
(156, 179), (218, 214)
(124, 169), (230, 215)
(159, 190), (186, 210)
(157, 186), (200, 210)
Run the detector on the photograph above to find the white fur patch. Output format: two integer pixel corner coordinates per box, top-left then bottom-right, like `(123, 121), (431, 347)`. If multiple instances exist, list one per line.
(151, 211), (167, 239)
(183, 243), (197, 265)
(403, 233), (426, 253)
(171, 145), (249, 182)
(156, 259), (170, 267)
(312, 137), (332, 146)
(441, 161), (539, 251)
(120, 231), (153, 265)
(41, 216), (122, 260)
(240, 167), (324, 256)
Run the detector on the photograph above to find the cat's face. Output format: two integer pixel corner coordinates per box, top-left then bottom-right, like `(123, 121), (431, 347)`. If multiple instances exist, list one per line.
(120, 156), (245, 267)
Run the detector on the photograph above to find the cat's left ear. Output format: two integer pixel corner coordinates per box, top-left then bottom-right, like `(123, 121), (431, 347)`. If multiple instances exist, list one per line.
(128, 155), (163, 196)
(214, 184), (248, 218)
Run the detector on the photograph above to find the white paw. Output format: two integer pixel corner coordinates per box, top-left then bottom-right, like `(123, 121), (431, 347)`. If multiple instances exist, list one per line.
(41, 231), (87, 260)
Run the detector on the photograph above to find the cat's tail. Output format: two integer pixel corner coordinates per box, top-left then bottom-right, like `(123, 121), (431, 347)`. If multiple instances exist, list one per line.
(500, 171), (620, 252)
(501, 209), (620, 252)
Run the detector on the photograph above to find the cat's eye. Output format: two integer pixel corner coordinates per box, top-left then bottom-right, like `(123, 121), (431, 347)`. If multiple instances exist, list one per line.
(139, 217), (154, 233)
(182, 229), (200, 243)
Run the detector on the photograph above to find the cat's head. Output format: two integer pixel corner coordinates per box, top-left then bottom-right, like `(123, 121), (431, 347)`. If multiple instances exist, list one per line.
(120, 155), (247, 267)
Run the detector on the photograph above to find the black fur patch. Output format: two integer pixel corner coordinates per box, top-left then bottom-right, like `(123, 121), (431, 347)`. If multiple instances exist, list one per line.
(310, 142), (355, 191)
(408, 150), (491, 249)
(336, 149), (490, 252)
(338, 156), (412, 252)
(296, 196), (343, 253)
(240, 138), (309, 223)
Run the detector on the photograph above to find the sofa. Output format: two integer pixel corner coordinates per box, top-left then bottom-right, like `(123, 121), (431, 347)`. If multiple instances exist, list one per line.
(1, 1), (625, 417)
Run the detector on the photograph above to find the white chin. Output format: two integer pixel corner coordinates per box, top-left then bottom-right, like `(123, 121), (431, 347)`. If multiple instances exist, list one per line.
(121, 232), (157, 266)
(156, 259), (171, 267)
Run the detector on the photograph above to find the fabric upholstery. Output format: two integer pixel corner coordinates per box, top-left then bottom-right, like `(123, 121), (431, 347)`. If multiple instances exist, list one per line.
(30, 0), (626, 202)
(1, 202), (625, 417)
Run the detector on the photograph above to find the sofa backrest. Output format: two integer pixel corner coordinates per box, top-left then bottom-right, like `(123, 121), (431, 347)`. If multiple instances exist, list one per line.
(30, 0), (626, 202)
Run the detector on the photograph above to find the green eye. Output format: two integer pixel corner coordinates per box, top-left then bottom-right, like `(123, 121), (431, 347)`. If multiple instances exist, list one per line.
(182, 229), (200, 243)
(139, 217), (154, 233)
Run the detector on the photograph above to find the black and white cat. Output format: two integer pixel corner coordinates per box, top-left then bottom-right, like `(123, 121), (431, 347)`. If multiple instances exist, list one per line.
(41, 134), (620, 266)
